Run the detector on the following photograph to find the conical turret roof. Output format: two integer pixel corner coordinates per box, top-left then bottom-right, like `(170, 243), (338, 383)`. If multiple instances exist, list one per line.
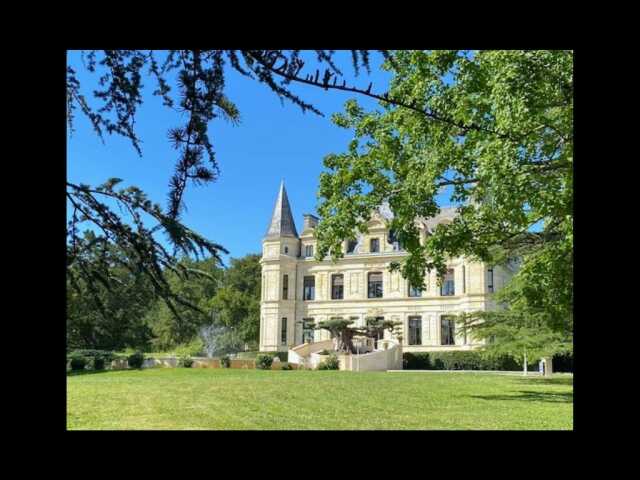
(265, 180), (298, 239)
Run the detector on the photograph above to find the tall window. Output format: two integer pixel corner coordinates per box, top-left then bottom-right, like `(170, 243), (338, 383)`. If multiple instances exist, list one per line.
(370, 238), (380, 253)
(281, 318), (287, 345)
(282, 274), (288, 300)
(408, 283), (422, 297)
(346, 239), (358, 254)
(368, 272), (383, 298)
(302, 318), (314, 344)
(487, 267), (494, 293)
(305, 244), (314, 258)
(408, 316), (422, 345)
(284, 246), (289, 254)
(331, 274), (344, 300)
(303, 276), (315, 301)
(440, 269), (455, 296)
(441, 316), (455, 345)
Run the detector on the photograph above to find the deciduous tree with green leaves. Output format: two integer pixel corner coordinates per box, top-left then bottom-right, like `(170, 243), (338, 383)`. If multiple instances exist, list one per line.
(314, 50), (573, 356)
(208, 254), (262, 352)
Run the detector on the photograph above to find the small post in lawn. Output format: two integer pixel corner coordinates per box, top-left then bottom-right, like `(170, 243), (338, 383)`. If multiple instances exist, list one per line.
(523, 350), (528, 377)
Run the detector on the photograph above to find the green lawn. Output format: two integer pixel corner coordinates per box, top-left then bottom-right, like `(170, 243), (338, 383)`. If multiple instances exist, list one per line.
(66, 368), (573, 430)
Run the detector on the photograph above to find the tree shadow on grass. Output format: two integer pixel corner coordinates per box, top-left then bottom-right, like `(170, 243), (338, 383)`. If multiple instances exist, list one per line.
(470, 390), (573, 403)
(514, 376), (573, 386)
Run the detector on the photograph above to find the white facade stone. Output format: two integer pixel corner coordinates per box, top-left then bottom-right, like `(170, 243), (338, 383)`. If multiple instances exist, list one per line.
(259, 182), (513, 353)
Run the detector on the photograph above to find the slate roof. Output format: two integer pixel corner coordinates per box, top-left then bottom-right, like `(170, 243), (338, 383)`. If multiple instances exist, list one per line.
(265, 180), (299, 239)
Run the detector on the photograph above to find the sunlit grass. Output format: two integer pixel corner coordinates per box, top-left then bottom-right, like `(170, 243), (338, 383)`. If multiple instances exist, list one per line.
(67, 368), (572, 430)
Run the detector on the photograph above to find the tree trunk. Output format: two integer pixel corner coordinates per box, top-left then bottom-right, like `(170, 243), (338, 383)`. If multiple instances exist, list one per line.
(543, 356), (553, 377)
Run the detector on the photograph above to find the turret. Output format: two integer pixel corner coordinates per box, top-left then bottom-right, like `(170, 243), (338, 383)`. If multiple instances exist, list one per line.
(259, 180), (299, 352)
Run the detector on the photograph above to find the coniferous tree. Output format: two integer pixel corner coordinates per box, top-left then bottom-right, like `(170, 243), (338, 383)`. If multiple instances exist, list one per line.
(67, 50), (390, 328)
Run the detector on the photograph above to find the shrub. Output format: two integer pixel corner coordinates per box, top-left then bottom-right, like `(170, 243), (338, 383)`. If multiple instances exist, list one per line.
(255, 354), (273, 370)
(403, 352), (432, 369)
(318, 349), (331, 355)
(280, 363), (293, 370)
(317, 354), (340, 370)
(258, 351), (288, 362)
(402, 351), (524, 371)
(220, 355), (231, 368)
(69, 354), (87, 371)
(127, 351), (144, 369)
(92, 356), (106, 370)
(69, 349), (117, 369)
(178, 356), (194, 368)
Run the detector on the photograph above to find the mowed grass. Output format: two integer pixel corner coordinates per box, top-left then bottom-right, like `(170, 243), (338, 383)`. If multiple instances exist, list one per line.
(66, 368), (573, 430)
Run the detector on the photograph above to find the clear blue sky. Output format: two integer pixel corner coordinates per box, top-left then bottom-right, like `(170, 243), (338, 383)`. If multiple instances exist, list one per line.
(67, 51), (449, 264)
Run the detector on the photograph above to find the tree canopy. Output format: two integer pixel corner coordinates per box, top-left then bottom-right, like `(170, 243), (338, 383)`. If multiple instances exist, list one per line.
(314, 50), (573, 354)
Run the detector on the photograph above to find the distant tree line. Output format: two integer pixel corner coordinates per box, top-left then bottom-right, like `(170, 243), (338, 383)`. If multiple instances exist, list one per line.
(67, 230), (261, 354)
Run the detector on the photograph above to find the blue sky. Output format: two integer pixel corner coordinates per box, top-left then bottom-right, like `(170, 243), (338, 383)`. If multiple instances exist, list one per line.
(67, 51), (449, 263)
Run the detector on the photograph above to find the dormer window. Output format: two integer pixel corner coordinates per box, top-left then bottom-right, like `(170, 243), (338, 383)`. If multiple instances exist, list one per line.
(305, 244), (314, 258)
(388, 229), (402, 251)
(284, 246), (289, 254)
(370, 238), (380, 253)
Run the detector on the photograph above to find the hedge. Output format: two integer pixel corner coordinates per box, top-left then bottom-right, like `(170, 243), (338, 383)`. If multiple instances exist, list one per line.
(403, 351), (524, 371)
(67, 349), (123, 371)
(68, 349), (120, 363)
(258, 351), (288, 362)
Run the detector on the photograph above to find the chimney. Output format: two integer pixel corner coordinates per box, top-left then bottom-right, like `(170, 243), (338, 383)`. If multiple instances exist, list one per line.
(303, 214), (319, 231)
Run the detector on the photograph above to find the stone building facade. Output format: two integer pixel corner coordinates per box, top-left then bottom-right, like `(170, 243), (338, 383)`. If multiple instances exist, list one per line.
(259, 181), (514, 353)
